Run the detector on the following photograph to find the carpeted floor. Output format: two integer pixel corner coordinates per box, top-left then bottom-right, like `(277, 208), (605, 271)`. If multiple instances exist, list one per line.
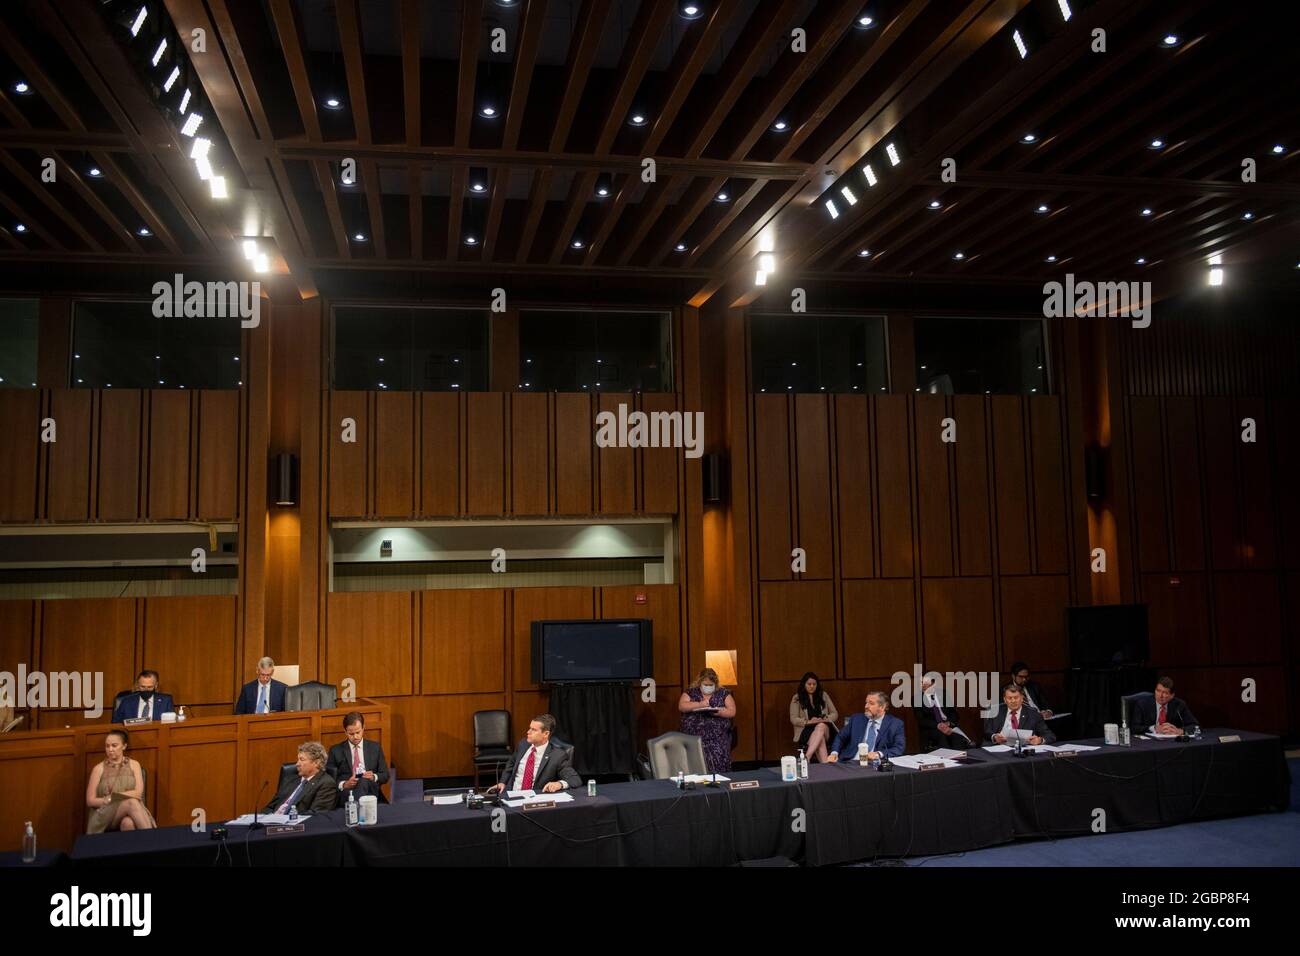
(879, 756), (1300, 867)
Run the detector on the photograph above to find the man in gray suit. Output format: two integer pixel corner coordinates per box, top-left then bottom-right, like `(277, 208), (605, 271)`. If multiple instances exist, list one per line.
(263, 741), (337, 814)
(488, 713), (582, 794)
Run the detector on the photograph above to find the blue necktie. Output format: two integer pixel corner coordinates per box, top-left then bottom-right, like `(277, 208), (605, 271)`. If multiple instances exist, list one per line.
(257, 684), (268, 714)
(277, 778), (306, 814)
(865, 720), (878, 754)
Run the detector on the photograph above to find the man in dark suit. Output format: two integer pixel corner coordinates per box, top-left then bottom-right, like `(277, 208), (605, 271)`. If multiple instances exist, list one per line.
(326, 711), (390, 802)
(235, 657), (288, 715)
(488, 714), (582, 794)
(263, 741), (337, 815)
(914, 676), (976, 751)
(1009, 662), (1053, 718)
(827, 692), (906, 762)
(984, 683), (1055, 745)
(1129, 677), (1198, 733)
(111, 670), (174, 723)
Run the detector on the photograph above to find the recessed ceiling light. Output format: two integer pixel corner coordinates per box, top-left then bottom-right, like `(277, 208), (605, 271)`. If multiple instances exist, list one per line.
(324, 96), (343, 110)
(151, 39), (167, 67)
(628, 112), (647, 127)
(1136, 257), (1147, 264)
(88, 167), (102, 178)
(1056, 0), (1072, 21)
(190, 137), (211, 160)
(714, 190), (730, 203)
(1208, 268), (1224, 286)
(861, 163), (877, 186)
(194, 155), (212, 180)
(1149, 138), (1164, 149)
(674, 242), (688, 252)
(1140, 207), (1153, 216)
(470, 180), (486, 193)
(953, 251), (965, 260)
(928, 199), (942, 209)
(209, 176), (227, 199)
(855, 13), (875, 29)
(571, 238), (585, 249)
(840, 186), (857, 205)
(353, 232), (367, 241)
(885, 142), (901, 166)
(129, 6), (148, 36)
(478, 103), (498, 118)
(1036, 204), (1049, 213)
(163, 66), (180, 92)
(1241, 211), (1254, 220)
(1271, 144), (1286, 155)
(771, 118), (788, 132)
(759, 254), (776, 273)
(1012, 30), (1028, 59)
(857, 249), (871, 258)
(824, 199), (839, 219)
(594, 175), (611, 197)
(1046, 255), (1057, 262)
(180, 113), (203, 137)
(678, 1), (704, 19)
(1021, 133), (1037, 144)
(137, 227), (152, 237)
(464, 234), (478, 245)
(15, 223), (27, 233)
(1162, 34), (1179, 47)
(14, 80), (31, 95)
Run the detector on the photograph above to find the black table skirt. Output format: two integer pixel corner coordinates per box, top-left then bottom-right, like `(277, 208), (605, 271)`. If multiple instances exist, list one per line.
(69, 730), (1290, 867)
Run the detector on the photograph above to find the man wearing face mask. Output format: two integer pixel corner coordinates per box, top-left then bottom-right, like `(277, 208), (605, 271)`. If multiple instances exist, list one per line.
(111, 670), (174, 723)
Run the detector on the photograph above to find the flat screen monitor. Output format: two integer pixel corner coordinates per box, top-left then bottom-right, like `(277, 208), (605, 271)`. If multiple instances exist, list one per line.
(530, 619), (653, 683)
(1067, 604), (1149, 667)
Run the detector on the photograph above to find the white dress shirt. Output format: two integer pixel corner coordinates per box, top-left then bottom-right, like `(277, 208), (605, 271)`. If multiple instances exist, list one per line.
(338, 740), (368, 790)
(998, 707), (1033, 739)
(509, 742), (569, 790)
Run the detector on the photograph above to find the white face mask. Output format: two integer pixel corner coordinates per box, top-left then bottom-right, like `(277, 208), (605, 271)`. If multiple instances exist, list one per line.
(700, 684), (716, 695)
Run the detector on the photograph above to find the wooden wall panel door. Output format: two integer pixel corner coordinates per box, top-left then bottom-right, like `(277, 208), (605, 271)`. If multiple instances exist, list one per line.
(147, 390), (191, 520)
(329, 391), (369, 517)
(420, 393), (459, 516)
(326, 591), (414, 697)
(421, 589), (506, 694)
(0, 600), (34, 677)
(753, 395), (792, 581)
(1201, 399), (1239, 570)
(196, 390), (240, 520)
(1164, 399), (1205, 572)
(834, 395), (874, 578)
(921, 578), (994, 674)
(758, 581), (835, 682)
(1128, 397), (1170, 572)
(382, 692), (507, 778)
(554, 393), (594, 514)
(1214, 572), (1282, 665)
(40, 598), (137, 706)
(601, 584), (681, 689)
(512, 586), (595, 691)
(953, 396), (991, 576)
(95, 389), (142, 521)
(142, 596), (238, 707)
(161, 741), (236, 831)
(1141, 572), (1212, 667)
(640, 393), (680, 514)
(373, 391), (415, 516)
(0, 391), (39, 522)
(510, 392), (549, 516)
(915, 395), (953, 577)
(466, 393), (506, 515)
(874, 396), (913, 577)
(842, 579), (916, 678)
(793, 395), (833, 579)
(597, 393), (635, 514)
(1029, 397), (1068, 574)
(1235, 401), (1276, 569)
(46, 389), (93, 521)
(990, 397), (1031, 575)
(1000, 576), (1069, 672)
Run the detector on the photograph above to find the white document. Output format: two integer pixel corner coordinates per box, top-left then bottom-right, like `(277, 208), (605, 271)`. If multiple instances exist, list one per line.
(431, 795), (463, 806)
(1149, 731), (1180, 740)
(682, 774), (731, 783)
(983, 745), (1013, 753)
(502, 792), (576, 808)
(890, 754), (959, 770)
(1052, 743), (1099, 752)
(226, 813), (310, 825)
(927, 748), (968, 760)
(506, 789), (536, 798)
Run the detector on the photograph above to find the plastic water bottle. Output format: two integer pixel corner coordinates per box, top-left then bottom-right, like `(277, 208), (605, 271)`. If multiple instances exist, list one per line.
(798, 748), (809, 779)
(288, 804), (298, 823)
(346, 791), (358, 827)
(21, 822), (35, 863)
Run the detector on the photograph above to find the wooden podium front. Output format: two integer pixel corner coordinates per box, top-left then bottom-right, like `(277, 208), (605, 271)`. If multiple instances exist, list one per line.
(0, 699), (390, 853)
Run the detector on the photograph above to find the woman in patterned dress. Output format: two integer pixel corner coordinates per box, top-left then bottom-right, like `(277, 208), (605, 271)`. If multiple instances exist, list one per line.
(85, 729), (156, 833)
(678, 668), (736, 773)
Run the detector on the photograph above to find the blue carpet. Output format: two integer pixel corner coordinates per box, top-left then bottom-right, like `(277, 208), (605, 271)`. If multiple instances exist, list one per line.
(891, 757), (1300, 868)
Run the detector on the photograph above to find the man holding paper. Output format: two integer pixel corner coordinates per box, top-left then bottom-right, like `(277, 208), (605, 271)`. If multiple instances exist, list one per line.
(488, 714), (582, 795)
(984, 684), (1055, 746)
(826, 692), (905, 762)
(915, 675), (975, 751)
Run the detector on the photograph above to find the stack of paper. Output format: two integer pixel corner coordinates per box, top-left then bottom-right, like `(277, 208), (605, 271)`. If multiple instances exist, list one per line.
(502, 792), (576, 808)
(226, 813), (310, 825)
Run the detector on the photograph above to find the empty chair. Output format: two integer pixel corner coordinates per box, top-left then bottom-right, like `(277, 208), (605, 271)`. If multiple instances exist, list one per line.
(472, 710), (513, 788)
(646, 731), (707, 779)
(285, 681), (337, 712)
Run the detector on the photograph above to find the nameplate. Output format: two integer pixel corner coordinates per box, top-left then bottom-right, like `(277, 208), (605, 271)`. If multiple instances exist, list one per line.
(729, 780), (760, 790)
(1218, 734), (1241, 743)
(521, 800), (556, 811)
(266, 824), (305, 835)
(918, 762), (947, 772)
(122, 717), (150, 726)
(1051, 750), (1079, 758)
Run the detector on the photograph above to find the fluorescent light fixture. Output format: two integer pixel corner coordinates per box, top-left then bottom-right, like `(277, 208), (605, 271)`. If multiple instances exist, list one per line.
(1057, 0), (1072, 20)
(1208, 268), (1223, 286)
(253, 253), (269, 273)
(194, 155), (212, 180)
(759, 254), (776, 273)
(840, 185), (857, 205)
(758, 233), (774, 252)
(861, 163), (877, 186)
(130, 6), (148, 36)
(825, 199), (839, 219)
(755, 270), (767, 286)
(190, 137), (211, 160)
(243, 239), (257, 260)
(209, 176), (227, 199)
(180, 113), (203, 136)
(163, 66), (180, 92)
(1013, 30), (1027, 59)
(1208, 253), (1223, 265)
(885, 142), (900, 166)
(151, 39), (167, 67)
(178, 89), (192, 114)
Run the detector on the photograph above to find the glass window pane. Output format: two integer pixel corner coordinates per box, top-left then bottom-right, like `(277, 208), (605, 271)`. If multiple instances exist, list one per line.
(0, 298), (39, 389)
(749, 314), (888, 393)
(519, 310), (671, 392)
(333, 306), (488, 391)
(914, 317), (1049, 394)
(72, 300), (241, 389)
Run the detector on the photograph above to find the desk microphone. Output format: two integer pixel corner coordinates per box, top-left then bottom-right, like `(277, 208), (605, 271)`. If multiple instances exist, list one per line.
(250, 779), (271, 831)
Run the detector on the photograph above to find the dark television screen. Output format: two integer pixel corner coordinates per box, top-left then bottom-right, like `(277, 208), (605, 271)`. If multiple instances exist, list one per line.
(531, 619), (652, 683)
(1067, 604), (1149, 666)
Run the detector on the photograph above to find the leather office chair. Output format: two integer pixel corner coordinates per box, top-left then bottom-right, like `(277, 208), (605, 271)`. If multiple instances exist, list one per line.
(472, 710), (512, 788)
(646, 732), (706, 779)
(112, 690), (132, 715)
(1121, 691), (1151, 725)
(272, 762), (298, 809)
(285, 681), (337, 712)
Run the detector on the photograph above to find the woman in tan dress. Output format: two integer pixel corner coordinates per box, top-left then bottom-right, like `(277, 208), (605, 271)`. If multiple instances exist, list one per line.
(86, 729), (156, 833)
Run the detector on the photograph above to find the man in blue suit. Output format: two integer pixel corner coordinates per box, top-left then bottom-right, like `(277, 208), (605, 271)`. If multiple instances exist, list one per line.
(827, 691), (906, 762)
(235, 657), (289, 715)
(111, 670), (174, 723)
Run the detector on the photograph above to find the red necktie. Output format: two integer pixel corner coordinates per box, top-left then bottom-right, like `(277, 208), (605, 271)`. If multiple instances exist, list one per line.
(1158, 704), (1167, 726)
(1011, 710), (1020, 731)
(352, 744), (361, 775)
(521, 748), (537, 790)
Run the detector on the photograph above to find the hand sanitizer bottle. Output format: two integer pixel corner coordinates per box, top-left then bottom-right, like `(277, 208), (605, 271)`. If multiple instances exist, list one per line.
(346, 791), (358, 827)
(21, 822), (36, 863)
(798, 748), (809, 778)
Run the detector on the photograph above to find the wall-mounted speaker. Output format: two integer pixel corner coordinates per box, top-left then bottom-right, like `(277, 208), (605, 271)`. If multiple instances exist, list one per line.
(273, 452), (298, 506)
(703, 452), (726, 504)
(1085, 446), (1106, 501)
